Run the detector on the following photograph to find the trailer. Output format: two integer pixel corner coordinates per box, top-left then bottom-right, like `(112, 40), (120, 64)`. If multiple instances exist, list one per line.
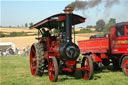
(78, 22), (128, 76)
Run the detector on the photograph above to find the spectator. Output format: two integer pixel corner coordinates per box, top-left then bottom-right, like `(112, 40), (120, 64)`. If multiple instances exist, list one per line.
(0, 49), (3, 56)
(23, 47), (26, 56)
(15, 48), (19, 54)
(8, 48), (14, 55)
(6, 48), (10, 56)
(26, 45), (30, 55)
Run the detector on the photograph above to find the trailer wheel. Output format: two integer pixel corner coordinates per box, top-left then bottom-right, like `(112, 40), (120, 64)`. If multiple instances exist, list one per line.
(93, 62), (102, 71)
(48, 56), (59, 82)
(81, 56), (94, 80)
(30, 43), (46, 76)
(90, 54), (101, 71)
(121, 56), (128, 76)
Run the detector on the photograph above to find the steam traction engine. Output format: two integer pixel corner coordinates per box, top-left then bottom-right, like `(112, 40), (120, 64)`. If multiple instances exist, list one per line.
(78, 22), (128, 76)
(29, 8), (93, 82)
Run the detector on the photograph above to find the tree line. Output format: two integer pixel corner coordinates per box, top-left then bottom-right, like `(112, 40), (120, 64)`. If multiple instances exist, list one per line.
(24, 22), (33, 27)
(86, 18), (116, 33)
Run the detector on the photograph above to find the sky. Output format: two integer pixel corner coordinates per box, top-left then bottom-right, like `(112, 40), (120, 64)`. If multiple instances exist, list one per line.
(1, 0), (128, 27)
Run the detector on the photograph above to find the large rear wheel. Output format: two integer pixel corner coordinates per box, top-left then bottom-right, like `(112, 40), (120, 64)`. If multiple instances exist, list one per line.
(30, 43), (46, 76)
(48, 56), (59, 82)
(81, 55), (94, 80)
(121, 56), (128, 76)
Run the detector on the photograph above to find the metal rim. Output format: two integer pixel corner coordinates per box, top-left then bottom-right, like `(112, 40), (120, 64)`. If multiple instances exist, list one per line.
(48, 57), (57, 81)
(123, 59), (128, 75)
(30, 45), (37, 76)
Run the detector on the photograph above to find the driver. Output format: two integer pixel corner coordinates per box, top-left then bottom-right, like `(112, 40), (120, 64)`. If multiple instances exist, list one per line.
(117, 26), (124, 37)
(42, 29), (51, 37)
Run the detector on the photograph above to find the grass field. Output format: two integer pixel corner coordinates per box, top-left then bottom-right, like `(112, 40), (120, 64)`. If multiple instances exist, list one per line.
(0, 56), (128, 85)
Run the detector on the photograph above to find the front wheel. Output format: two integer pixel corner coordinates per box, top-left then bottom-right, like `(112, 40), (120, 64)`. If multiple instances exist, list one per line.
(121, 56), (128, 76)
(81, 55), (94, 80)
(48, 56), (59, 82)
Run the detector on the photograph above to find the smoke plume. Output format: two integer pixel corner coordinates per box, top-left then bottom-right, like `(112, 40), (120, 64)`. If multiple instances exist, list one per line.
(105, 0), (120, 8)
(65, 0), (120, 10)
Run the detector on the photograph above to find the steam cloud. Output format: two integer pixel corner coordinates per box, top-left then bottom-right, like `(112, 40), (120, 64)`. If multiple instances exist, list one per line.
(105, 0), (120, 8)
(65, 0), (120, 10)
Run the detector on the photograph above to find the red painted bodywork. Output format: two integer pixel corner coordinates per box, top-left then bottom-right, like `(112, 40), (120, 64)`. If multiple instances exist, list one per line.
(78, 37), (109, 53)
(110, 26), (128, 54)
(78, 22), (128, 64)
(42, 37), (60, 60)
(32, 13), (86, 73)
(41, 36), (77, 72)
(61, 61), (76, 72)
(92, 53), (102, 62)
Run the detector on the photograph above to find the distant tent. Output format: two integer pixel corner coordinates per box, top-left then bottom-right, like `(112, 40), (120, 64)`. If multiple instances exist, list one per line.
(0, 42), (15, 52)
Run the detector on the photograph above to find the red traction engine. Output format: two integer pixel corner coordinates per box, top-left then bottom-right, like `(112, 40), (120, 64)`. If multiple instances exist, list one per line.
(29, 8), (93, 82)
(78, 22), (128, 76)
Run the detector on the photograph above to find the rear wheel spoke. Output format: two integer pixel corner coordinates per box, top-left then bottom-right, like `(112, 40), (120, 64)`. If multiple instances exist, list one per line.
(84, 65), (90, 71)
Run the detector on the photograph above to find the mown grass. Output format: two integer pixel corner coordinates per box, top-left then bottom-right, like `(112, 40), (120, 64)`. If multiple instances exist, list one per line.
(0, 56), (128, 85)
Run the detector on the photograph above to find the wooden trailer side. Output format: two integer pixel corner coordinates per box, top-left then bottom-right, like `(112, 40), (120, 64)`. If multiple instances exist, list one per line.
(78, 37), (109, 53)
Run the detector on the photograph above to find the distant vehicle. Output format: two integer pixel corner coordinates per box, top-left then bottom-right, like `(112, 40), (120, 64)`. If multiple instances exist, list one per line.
(78, 22), (128, 76)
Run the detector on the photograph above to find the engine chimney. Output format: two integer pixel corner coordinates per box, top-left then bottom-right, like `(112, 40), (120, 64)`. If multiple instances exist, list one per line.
(64, 7), (73, 13)
(64, 7), (73, 42)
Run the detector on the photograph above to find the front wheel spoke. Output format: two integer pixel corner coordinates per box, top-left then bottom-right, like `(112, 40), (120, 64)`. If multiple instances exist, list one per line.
(84, 65), (90, 71)
(84, 73), (87, 77)
(52, 66), (55, 71)
(49, 66), (52, 71)
(48, 67), (52, 75)
(49, 71), (52, 77)
(83, 72), (88, 79)
(87, 71), (90, 78)
(51, 71), (55, 78)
